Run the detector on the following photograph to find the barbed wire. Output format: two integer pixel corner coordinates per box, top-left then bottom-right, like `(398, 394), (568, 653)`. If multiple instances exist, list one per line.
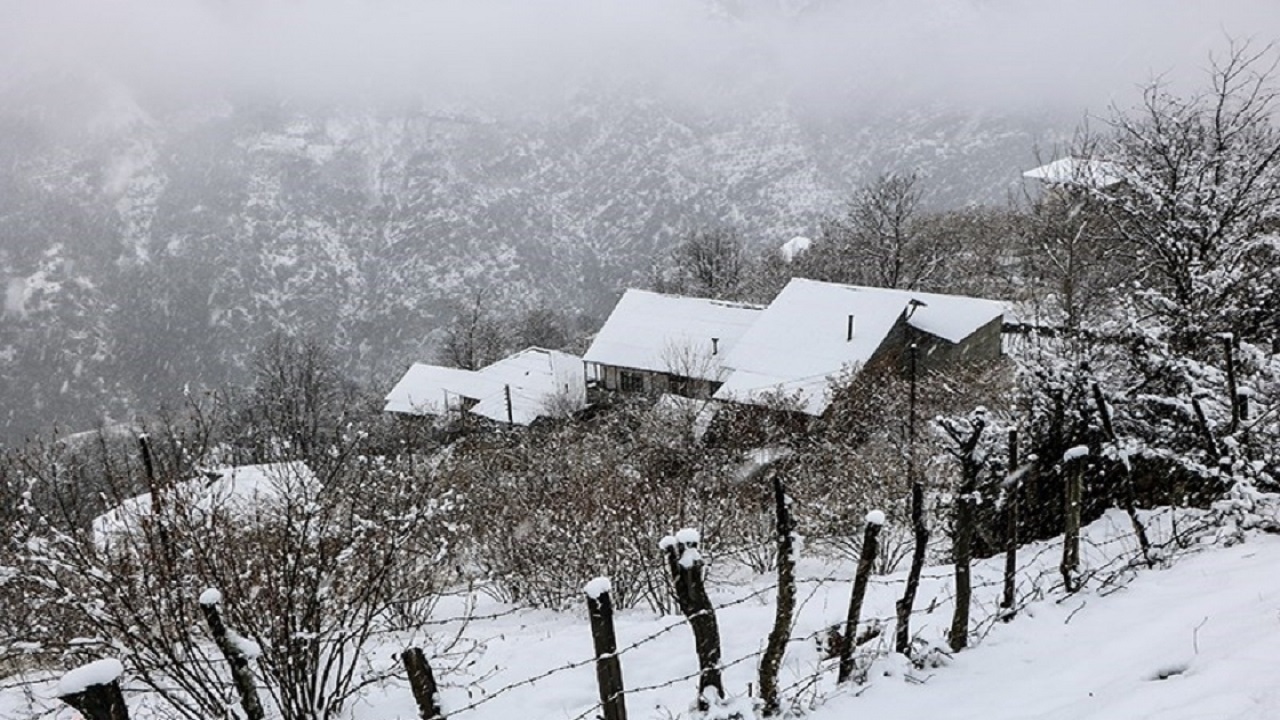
(3, 501), (1245, 720)
(433, 503), (1232, 720)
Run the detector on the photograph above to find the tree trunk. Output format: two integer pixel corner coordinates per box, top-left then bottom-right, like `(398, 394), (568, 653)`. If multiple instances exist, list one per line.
(894, 344), (928, 657)
(1223, 334), (1240, 433)
(1090, 382), (1153, 567)
(894, 479), (929, 655)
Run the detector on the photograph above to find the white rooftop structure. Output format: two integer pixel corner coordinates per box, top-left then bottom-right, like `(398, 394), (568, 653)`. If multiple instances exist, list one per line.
(384, 347), (587, 426)
(93, 461), (315, 545)
(469, 348), (587, 425)
(1023, 157), (1124, 188)
(779, 236), (813, 263)
(384, 364), (503, 416)
(713, 279), (1005, 415)
(583, 289), (764, 382)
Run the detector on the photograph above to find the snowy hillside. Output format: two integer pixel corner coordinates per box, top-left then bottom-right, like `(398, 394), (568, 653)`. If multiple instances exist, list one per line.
(7, 504), (1280, 720)
(0, 89), (1061, 445)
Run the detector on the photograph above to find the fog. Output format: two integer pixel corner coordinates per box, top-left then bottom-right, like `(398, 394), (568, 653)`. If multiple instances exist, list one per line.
(3, 0), (1277, 122)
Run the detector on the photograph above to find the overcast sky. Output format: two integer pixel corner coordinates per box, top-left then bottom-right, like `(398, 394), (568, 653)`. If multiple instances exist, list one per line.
(2, 0), (1278, 121)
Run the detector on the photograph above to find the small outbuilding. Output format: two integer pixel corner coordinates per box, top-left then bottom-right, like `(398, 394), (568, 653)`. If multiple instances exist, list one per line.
(384, 347), (587, 426)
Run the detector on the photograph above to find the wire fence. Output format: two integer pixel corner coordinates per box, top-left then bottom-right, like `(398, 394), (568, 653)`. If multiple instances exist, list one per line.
(0, 502), (1245, 720)
(394, 504), (1229, 720)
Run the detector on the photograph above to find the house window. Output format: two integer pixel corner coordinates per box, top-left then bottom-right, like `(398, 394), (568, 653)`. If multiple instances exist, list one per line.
(620, 371), (645, 393)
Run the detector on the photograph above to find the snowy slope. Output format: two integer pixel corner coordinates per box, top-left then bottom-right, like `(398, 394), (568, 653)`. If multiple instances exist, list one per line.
(820, 534), (1280, 720)
(382, 510), (1280, 720)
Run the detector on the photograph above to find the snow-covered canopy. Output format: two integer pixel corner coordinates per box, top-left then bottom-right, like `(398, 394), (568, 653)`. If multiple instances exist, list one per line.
(713, 279), (1005, 415)
(384, 347), (587, 426)
(583, 289), (763, 381)
(1023, 156), (1124, 188)
(92, 461), (316, 544)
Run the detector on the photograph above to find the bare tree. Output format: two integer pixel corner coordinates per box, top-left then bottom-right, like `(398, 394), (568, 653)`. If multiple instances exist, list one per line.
(807, 173), (947, 290)
(439, 286), (508, 370)
(662, 227), (748, 300)
(233, 334), (369, 466)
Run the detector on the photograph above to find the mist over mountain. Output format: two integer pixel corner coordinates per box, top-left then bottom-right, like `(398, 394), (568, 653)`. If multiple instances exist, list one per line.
(0, 0), (1274, 444)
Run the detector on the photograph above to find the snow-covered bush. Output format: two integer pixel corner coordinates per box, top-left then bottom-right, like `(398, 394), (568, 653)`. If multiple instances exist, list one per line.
(7, 413), (464, 720)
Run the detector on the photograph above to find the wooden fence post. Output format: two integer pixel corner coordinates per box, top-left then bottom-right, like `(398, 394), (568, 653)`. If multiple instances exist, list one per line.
(1000, 428), (1020, 617)
(584, 578), (627, 720)
(837, 511), (883, 684)
(660, 528), (725, 711)
(1061, 450), (1084, 593)
(401, 648), (445, 720)
(198, 589), (265, 720)
(759, 471), (796, 717)
(57, 659), (129, 720)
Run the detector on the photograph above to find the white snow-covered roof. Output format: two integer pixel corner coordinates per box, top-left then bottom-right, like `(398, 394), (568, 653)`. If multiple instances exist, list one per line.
(713, 279), (910, 414)
(1023, 157), (1123, 188)
(582, 289), (764, 381)
(93, 461), (316, 544)
(891, 286), (1007, 343)
(384, 348), (587, 426)
(713, 279), (1005, 415)
(468, 348), (587, 425)
(383, 364), (503, 415)
(779, 236), (812, 263)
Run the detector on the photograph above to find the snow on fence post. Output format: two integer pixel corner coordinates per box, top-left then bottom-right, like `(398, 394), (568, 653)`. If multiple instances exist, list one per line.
(759, 471), (797, 717)
(584, 577), (627, 720)
(56, 658), (129, 720)
(1060, 448), (1086, 593)
(401, 647), (445, 720)
(837, 511), (883, 684)
(1001, 428), (1020, 617)
(198, 589), (265, 720)
(660, 529), (725, 711)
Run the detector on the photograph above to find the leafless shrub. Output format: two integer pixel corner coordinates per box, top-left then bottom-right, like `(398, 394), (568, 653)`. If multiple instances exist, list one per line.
(6, 405), (466, 720)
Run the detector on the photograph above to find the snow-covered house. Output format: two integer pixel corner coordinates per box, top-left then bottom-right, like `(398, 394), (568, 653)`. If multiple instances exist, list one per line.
(384, 347), (586, 426)
(712, 279), (1005, 414)
(582, 289), (764, 398)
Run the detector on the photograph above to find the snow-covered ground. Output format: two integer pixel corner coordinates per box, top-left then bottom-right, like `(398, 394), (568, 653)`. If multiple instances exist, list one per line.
(7, 507), (1280, 720)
